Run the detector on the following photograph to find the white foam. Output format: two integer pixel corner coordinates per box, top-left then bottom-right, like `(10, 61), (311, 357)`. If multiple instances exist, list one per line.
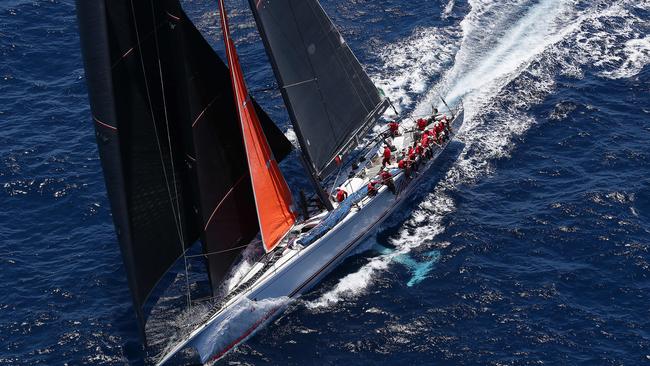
(307, 191), (454, 309)
(442, 0), (455, 19)
(284, 126), (298, 146)
(600, 36), (650, 79)
(373, 26), (462, 113)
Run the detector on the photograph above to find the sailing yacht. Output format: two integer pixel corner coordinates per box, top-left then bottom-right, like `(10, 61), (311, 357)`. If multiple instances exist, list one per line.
(76, 0), (464, 364)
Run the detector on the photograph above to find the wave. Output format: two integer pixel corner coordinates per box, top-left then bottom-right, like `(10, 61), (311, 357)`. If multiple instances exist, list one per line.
(308, 0), (649, 309)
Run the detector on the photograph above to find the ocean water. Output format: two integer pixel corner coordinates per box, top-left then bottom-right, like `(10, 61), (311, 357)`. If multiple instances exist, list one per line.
(1, 0), (649, 365)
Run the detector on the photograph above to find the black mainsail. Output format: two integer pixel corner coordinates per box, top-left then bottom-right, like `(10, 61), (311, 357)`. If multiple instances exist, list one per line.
(76, 0), (292, 335)
(248, 0), (390, 179)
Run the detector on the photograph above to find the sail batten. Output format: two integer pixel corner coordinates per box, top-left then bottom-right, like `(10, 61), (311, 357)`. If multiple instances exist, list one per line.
(219, 0), (296, 252)
(248, 0), (389, 178)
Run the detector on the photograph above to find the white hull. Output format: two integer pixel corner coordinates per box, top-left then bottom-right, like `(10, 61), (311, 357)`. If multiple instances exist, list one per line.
(157, 112), (464, 365)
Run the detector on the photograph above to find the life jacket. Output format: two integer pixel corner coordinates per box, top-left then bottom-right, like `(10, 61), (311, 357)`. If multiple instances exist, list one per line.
(435, 122), (445, 134)
(336, 189), (347, 203)
(421, 135), (429, 148)
(380, 170), (392, 181)
(417, 118), (427, 131)
(398, 159), (406, 169)
(383, 147), (391, 159)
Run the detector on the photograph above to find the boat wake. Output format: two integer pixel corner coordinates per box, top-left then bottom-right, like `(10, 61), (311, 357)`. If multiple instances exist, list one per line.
(307, 0), (650, 309)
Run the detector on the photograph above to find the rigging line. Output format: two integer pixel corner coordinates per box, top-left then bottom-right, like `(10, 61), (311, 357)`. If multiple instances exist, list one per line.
(148, 0), (193, 310)
(127, 0), (183, 240)
(185, 242), (255, 258)
(328, 160), (345, 199)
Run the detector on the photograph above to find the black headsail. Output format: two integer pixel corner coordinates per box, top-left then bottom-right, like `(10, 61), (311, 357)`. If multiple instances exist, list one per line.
(76, 0), (292, 337)
(248, 0), (390, 180)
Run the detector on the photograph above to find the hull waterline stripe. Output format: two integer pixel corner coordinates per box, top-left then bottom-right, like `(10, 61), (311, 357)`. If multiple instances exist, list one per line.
(203, 174), (246, 231)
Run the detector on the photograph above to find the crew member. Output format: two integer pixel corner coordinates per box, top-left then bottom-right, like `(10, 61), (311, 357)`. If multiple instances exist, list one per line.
(381, 145), (392, 167)
(417, 118), (427, 131)
(388, 120), (400, 137)
(421, 133), (432, 159)
(367, 180), (379, 197)
(415, 142), (424, 157)
(408, 145), (418, 172)
(421, 132), (430, 148)
(415, 117), (427, 141)
(336, 187), (348, 203)
(380, 168), (396, 194)
(435, 120), (446, 143)
(443, 116), (452, 134)
(398, 158), (411, 178)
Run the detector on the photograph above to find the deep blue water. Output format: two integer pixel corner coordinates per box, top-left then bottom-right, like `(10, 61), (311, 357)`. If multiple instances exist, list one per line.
(1, 0), (649, 365)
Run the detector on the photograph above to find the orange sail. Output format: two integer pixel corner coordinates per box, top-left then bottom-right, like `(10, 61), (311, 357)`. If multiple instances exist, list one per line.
(218, 0), (296, 252)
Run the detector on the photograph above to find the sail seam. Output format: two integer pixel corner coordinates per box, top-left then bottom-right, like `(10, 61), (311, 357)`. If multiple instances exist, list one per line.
(93, 115), (117, 131)
(110, 21), (168, 70)
(282, 78), (316, 89)
(191, 94), (219, 128)
(203, 174), (246, 231)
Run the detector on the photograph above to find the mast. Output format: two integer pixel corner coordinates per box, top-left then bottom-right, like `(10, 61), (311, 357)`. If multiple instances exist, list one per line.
(218, 0), (296, 252)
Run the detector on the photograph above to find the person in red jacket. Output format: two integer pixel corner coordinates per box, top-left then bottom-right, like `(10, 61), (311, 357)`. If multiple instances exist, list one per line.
(414, 118), (427, 141)
(398, 158), (411, 178)
(421, 134), (433, 159)
(417, 118), (427, 131)
(367, 180), (379, 197)
(380, 168), (396, 194)
(442, 116), (452, 138)
(421, 133), (430, 149)
(388, 121), (400, 137)
(408, 145), (418, 172)
(381, 145), (392, 167)
(434, 120), (447, 142)
(415, 143), (424, 156)
(335, 187), (348, 203)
